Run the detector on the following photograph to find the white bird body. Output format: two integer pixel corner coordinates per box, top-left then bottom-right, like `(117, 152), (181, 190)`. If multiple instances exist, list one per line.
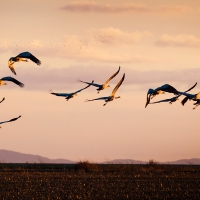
(85, 73), (125, 106)
(50, 81), (94, 101)
(78, 66), (120, 93)
(0, 115), (21, 128)
(8, 51), (41, 75)
(0, 76), (24, 87)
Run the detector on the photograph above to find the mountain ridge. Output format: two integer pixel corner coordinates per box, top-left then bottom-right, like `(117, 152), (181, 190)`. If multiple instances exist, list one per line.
(0, 149), (200, 164)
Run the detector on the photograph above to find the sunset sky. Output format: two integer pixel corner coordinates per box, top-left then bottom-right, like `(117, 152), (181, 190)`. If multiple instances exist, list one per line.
(0, 0), (200, 163)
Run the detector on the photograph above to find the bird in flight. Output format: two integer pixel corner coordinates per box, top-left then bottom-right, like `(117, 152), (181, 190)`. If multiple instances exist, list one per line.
(50, 81), (94, 101)
(8, 51), (41, 75)
(149, 82), (197, 105)
(145, 82), (197, 108)
(85, 73), (125, 106)
(0, 115), (21, 128)
(0, 76), (25, 87)
(181, 91), (200, 106)
(78, 66), (120, 93)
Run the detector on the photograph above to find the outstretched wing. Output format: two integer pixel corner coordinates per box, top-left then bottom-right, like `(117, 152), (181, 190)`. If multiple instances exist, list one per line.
(8, 62), (17, 75)
(74, 80), (94, 94)
(157, 84), (179, 95)
(0, 98), (5, 104)
(1, 76), (24, 87)
(50, 90), (71, 97)
(85, 96), (109, 102)
(17, 52), (41, 65)
(104, 66), (121, 85)
(145, 89), (153, 108)
(150, 96), (179, 104)
(77, 79), (101, 88)
(0, 115), (21, 125)
(111, 73), (125, 96)
(184, 82), (197, 93)
(181, 96), (189, 106)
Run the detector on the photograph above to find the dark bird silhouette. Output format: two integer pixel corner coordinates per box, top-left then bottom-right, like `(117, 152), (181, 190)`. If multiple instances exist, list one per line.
(85, 73), (125, 106)
(50, 81), (94, 101)
(145, 82), (197, 108)
(0, 115), (21, 128)
(8, 51), (41, 75)
(0, 76), (24, 87)
(149, 82), (197, 105)
(0, 98), (5, 104)
(78, 66), (120, 93)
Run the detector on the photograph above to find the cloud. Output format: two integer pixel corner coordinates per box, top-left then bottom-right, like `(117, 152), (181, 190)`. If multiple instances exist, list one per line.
(61, 1), (190, 15)
(0, 64), (199, 92)
(61, 1), (149, 13)
(156, 34), (200, 48)
(0, 28), (153, 64)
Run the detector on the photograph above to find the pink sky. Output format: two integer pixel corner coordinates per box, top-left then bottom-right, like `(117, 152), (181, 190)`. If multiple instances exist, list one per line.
(0, 0), (200, 162)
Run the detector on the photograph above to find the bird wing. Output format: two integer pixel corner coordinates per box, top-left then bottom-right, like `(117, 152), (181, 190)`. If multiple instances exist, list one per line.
(111, 73), (125, 96)
(181, 96), (189, 106)
(17, 52), (41, 65)
(78, 79), (101, 88)
(85, 96), (109, 102)
(156, 84), (179, 95)
(150, 96), (179, 104)
(0, 98), (5, 104)
(145, 89), (154, 108)
(74, 80), (94, 94)
(1, 76), (24, 87)
(0, 115), (21, 125)
(50, 90), (71, 97)
(104, 66), (121, 85)
(184, 82), (197, 93)
(8, 62), (17, 75)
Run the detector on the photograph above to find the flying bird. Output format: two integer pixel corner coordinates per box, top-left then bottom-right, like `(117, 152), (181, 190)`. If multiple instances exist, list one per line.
(50, 81), (94, 101)
(150, 82), (197, 105)
(8, 51), (41, 75)
(85, 73), (125, 106)
(181, 91), (200, 106)
(78, 66), (120, 93)
(145, 83), (197, 108)
(0, 115), (21, 128)
(0, 76), (24, 87)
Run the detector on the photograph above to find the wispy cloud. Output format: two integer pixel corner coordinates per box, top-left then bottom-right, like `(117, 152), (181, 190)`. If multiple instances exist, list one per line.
(0, 28), (153, 64)
(61, 1), (190, 15)
(0, 65), (198, 92)
(156, 34), (200, 48)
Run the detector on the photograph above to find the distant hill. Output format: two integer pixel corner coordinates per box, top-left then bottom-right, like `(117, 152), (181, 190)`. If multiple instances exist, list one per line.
(102, 158), (200, 165)
(0, 149), (76, 164)
(0, 149), (200, 164)
(166, 158), (200, 165)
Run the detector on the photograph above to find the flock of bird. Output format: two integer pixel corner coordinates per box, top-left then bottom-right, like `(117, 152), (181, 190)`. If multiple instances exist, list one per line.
(1, 50), (199, 127)
(145, 82), (200, 109)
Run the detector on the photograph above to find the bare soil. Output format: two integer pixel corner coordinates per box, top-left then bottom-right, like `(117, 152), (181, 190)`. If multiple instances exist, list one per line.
(0, 163), (199, 199)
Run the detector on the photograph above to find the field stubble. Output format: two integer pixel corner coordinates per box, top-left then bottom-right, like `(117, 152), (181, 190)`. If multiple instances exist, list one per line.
(0, 163), (199, 199)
